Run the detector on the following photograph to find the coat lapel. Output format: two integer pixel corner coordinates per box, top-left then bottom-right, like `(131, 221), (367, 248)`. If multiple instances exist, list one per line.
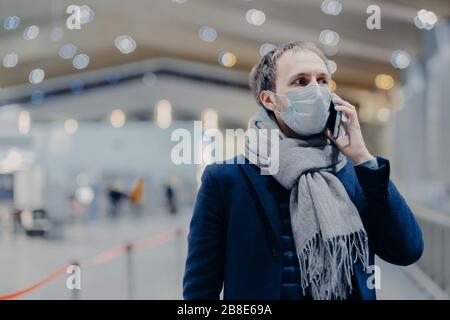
(238, 156), (282, 250)
(237, 155), (357, 252)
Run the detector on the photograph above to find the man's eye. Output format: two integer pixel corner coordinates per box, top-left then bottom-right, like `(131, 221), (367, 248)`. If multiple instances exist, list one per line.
(293, 78), (308, 86)
(319, 78), (328, 84)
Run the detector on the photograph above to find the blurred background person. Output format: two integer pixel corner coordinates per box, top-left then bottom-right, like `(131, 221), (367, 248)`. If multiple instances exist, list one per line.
(129, 177), (144, 216)
(165, 180), (178, 215)
(107, 180), (127, 218)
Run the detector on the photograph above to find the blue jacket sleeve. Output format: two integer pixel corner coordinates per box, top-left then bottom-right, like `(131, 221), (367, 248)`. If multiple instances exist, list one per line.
(354, 156), (424, 266)
(183, 165), (226, 299)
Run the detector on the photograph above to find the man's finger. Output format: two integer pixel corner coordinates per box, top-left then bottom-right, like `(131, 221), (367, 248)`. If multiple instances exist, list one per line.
(333, 94), (356, 111)
(334, 104), (357, 123)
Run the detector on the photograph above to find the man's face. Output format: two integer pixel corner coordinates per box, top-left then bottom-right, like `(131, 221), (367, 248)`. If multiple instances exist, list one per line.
(274, 49), (331, 106)
(260, 49), (332, 137)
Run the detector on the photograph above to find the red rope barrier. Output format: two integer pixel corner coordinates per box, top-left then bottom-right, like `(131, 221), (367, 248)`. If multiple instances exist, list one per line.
(0, 226), (188, 300)
(133, 228), (178, 252)
(83, 243), (128, 267)
(0, 264), (69, 300)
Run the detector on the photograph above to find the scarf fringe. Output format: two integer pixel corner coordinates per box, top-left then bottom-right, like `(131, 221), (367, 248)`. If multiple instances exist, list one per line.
(297, 230), (369, 300)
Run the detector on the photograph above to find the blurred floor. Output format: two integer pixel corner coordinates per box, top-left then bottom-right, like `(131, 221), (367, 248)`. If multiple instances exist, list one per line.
(0, 208), (191, 300)
(376, 258), (431, 300)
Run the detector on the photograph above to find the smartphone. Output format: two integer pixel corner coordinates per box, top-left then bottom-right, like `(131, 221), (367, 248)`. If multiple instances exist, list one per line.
(326, 100), (342, 139)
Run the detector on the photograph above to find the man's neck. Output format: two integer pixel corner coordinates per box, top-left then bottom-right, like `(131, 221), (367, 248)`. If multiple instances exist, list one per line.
(275, 117), (299, 139)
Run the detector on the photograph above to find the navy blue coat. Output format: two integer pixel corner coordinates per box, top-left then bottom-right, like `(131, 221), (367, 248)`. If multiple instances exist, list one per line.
(183, 155), (424, 300)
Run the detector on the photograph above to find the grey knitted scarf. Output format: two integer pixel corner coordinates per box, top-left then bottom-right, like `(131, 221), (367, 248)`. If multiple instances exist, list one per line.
(244, 109), (369, 300)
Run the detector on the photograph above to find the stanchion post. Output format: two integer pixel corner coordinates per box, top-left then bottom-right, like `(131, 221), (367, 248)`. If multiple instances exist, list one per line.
(175, 227), (184, 288)
(126, 243), (135, 300)
(70, 260), (80, 300)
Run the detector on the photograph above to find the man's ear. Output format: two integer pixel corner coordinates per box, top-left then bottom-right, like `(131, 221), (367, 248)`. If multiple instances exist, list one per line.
(260, 90), (276, 111)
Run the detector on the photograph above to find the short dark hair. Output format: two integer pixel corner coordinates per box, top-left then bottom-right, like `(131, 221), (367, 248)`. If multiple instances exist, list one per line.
(249, 41), (330, 108)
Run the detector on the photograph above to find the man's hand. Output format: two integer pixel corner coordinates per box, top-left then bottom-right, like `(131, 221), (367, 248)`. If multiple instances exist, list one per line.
(324, 93), (373, 165)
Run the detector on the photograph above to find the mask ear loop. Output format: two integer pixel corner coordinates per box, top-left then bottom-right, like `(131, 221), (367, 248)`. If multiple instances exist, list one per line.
(267, 90), (286, 115)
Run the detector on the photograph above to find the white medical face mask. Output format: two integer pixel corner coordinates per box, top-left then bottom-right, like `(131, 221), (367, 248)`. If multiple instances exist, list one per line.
(271, 84), (332, 136)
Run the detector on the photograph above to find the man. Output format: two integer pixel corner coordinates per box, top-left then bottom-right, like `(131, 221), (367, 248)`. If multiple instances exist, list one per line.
(183, 41), (423, 300)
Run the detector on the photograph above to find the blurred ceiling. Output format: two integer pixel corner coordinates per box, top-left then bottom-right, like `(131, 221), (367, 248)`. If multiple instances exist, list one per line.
(0, 0), (449, 91)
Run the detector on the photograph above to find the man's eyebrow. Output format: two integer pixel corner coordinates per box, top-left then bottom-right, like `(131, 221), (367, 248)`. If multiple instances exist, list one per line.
(288, 72), (329, 81)
(288, 72), (309, 81)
